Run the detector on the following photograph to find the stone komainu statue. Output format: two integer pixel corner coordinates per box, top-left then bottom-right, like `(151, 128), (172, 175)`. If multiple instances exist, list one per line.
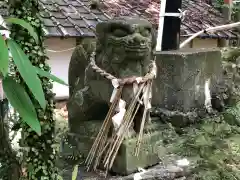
(68, 17), (156, 134)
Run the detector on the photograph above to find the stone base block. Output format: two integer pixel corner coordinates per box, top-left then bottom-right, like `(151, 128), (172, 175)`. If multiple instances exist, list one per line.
(152, 48), (223, 112)
(111, 130), (163, 175)
(60, 119), (168, 175)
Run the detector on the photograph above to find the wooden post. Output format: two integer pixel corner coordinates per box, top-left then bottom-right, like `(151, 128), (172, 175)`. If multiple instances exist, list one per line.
(223, 0), (232, 22)
(219, 0), (233, 46)
(156, 0), (182, 51)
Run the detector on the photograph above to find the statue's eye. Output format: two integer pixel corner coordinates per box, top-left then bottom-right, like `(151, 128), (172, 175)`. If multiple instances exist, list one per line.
(111, 28), (129, 37)
(140, 28), (151, 37)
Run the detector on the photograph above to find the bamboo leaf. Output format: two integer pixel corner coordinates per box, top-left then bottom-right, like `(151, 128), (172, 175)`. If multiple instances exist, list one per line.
(3, 76), (41, 135)
(72, 164), (78, 180)
(0, 36), (9, 77)
(35, 67), (68, 86)
(7, 39), (46, 109)
(5, 18), (38, 43)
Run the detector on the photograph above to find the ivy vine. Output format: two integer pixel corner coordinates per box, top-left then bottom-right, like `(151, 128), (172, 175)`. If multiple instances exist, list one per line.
(8, 0), (60, 179)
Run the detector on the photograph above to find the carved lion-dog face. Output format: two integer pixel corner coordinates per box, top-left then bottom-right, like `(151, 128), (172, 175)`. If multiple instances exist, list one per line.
(95, 16), (156, 78)
(96, 16), (156, 59)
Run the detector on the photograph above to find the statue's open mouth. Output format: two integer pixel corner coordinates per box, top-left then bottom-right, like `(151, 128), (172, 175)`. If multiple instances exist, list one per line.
(109, 41), (149, 52)
(125, 46), (148, 52)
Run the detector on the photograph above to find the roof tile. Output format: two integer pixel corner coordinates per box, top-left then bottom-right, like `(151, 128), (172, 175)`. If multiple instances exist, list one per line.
(0, 0), (239, 39)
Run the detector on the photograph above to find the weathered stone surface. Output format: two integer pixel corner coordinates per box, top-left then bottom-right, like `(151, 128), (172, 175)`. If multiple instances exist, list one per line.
(62, 17), (160, 178)
(60, 163), (189, 180)
(112, 124), (164, 175)
(60, 119), (169, 175)
(152, 48), (223, 112)
(67, 16), (156, 134)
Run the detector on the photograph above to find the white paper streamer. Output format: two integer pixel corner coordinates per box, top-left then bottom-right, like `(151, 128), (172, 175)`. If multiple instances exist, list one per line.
(112, 99), (126, 133)
(0, 80), (5, 100)
(110, 78), (119, 103)
(112, 108), (126, 131)
(115, 99), (126, 112)
(110, 78), (127, 132)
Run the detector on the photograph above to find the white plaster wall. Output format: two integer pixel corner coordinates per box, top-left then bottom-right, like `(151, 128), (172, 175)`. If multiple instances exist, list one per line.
(180, 37), (218, 49)
(192, 38), (218, 48)
(44, 37), (76, 99)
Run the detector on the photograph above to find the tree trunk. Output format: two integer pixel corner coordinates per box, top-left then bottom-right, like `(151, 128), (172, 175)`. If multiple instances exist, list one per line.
(0, 99), (21, 180)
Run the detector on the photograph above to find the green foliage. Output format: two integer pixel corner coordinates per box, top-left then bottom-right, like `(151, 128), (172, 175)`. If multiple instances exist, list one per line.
(214, 0), (240, 20)
(5, 17), (39, 44)
(0, 15), (67, 179)
(232, 5), (240, 21)
(213, 0), (224, 9)
(0, 36), (9, 77)
(35, 67), (68, 86)
(8, 0), (61, 178)
(164, 111), (240, 180)
(53, 112), (68, 151)
(72, 164), (78, 180)
(3, 76), (41, 135)
(0, 17), (68, 134)
(8, 39), (46, 110)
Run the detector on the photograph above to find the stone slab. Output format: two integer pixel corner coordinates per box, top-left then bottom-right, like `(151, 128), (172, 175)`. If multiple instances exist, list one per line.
(60, 119), (169, 175)
(152, 48), (223, 112)
(112, 130), (163, 175)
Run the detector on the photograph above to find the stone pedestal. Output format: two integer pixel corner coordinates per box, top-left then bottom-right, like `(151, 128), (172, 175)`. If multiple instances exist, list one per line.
(111, 121), (165, 175)
(60, 119), (168, 176)
(152, 48), (223, 112)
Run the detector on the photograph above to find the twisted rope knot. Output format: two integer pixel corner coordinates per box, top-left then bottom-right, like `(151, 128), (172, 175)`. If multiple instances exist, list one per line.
(89, 50), (157, 85)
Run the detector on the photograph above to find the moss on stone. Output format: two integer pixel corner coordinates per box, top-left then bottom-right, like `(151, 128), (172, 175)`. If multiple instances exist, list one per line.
(162, 104), (240, 179)
(221, 47), (240, 62)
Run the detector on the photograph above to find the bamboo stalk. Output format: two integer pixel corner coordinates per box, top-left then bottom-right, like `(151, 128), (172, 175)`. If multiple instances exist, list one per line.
(93, 139), (111, 170)
(108, 97), (143, 169)
(102, 130), (118, 164)
(93, 134), (108, 170)
(85, 86), (123, 170)
(103, 83), (146, 169)
(86, 80), (153, 173)
(135, 81), (152, 156)
(180, 21), (240, 48)
(103, 84), (143, 167)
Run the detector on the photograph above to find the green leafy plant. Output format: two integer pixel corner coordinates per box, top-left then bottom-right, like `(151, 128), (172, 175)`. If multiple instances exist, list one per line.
(214, 0), (240, 21)
(8, 0), (64, 177)
(72, 164), (79, 180)
(0, 17), (67, 135)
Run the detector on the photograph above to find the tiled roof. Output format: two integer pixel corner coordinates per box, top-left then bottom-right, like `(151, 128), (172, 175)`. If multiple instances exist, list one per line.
(38, 0), (110, 37)
(100, 0), (239, 39)
(0, 0), (239, 39)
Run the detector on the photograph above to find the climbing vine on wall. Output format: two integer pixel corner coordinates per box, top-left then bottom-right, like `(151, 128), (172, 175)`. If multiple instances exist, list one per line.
(213, 0), (240, 20)
(8, 0), (60, 179)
